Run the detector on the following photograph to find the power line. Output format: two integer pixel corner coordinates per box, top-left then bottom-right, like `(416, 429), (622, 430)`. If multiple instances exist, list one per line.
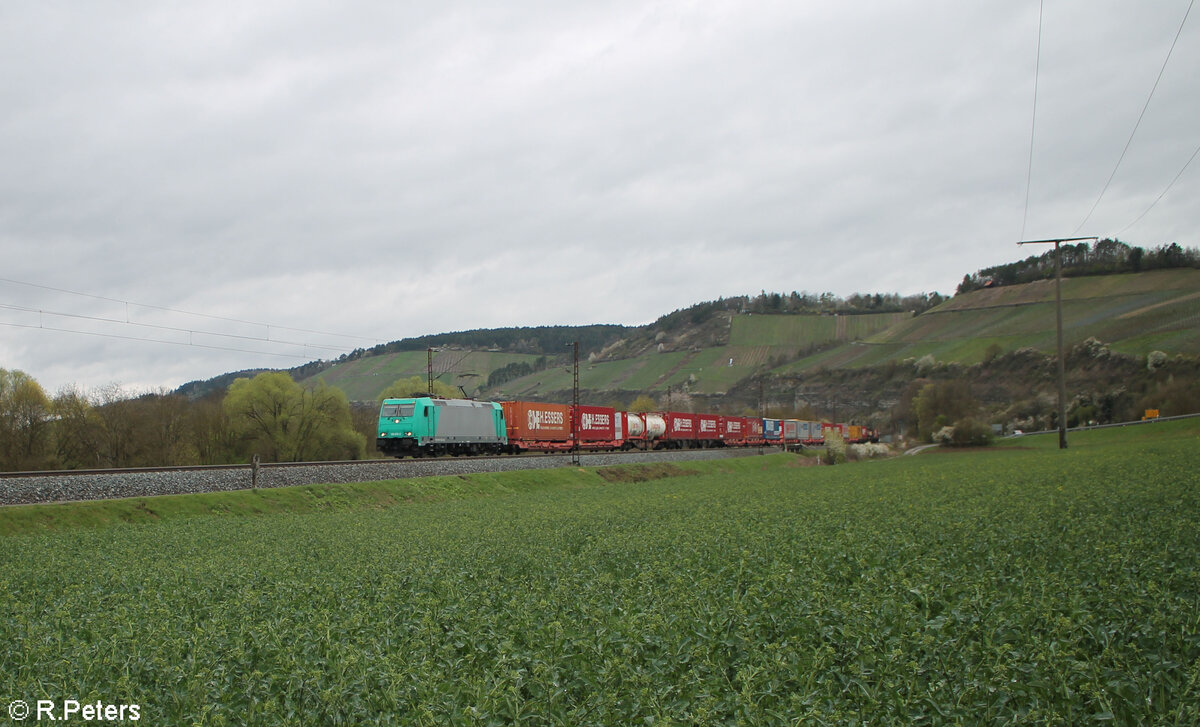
(0, 302), (349, 352)
(0, 276), (386, 343)
(1117, 140), (1200, 235)
(0, 320), (317, 359)
(1075, 0), (1195, 234)
(0, 276), (398, 366)
(1020, 0), (1044, 241)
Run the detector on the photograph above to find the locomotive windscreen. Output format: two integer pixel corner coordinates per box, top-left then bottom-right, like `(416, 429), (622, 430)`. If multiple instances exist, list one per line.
(381, 404), (415, 418)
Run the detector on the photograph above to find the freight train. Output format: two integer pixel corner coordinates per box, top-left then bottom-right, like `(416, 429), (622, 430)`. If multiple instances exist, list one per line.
(375, 396), (877, 458)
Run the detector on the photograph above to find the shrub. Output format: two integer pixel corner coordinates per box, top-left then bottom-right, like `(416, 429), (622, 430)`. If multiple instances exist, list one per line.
(914, 354), (937, 376)
(949, 417), (993, 447)
(822, 428), (847, 464)
(914, 381), (978, 441)
(847, 443), (890, 460)
(1076, 337), (1111, 360)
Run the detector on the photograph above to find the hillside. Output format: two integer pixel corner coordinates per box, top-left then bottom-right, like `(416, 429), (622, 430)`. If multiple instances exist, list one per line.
(299, 310), (911, 403)
(284, 269), (1200, 415)
(774, 268), (1200, 374)
(476, 311), (911, 402)
(305, 349), (546, 402)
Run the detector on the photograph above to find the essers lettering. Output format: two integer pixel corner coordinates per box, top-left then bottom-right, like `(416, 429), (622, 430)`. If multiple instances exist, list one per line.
(580, 412), (611, 430)
(527, 409), (565, 430)
(700, 419), (717, 432)
(674, 418), (693, 432)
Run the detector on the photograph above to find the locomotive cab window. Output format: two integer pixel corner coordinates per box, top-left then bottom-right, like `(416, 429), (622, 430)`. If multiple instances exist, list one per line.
(381, 404), (415, 418)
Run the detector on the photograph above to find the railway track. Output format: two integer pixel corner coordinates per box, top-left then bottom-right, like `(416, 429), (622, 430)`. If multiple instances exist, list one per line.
(0, 455), (507, 480)
(0, 447), (778, 507)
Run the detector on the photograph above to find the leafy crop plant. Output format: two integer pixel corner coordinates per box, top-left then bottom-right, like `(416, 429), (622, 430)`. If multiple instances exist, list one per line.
(2, 425), (1198, 724)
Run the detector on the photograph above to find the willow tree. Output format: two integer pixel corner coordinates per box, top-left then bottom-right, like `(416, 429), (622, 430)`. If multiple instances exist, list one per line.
(224, 373), (365, 462)
(0, 368), (53, 470)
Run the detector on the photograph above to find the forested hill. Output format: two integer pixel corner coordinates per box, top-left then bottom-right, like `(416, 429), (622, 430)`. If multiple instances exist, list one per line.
(350, 325), (631, 359)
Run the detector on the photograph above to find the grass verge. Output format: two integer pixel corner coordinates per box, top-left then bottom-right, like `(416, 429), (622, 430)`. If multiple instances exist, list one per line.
(0, 455), (779, 537)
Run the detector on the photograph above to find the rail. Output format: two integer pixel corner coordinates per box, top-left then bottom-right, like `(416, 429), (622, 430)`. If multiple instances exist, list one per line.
(0, 447), (776, 480)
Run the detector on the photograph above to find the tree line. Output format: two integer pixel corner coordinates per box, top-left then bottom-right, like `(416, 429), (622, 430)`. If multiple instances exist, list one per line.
(2, 367), (683, 472)
(486, 357), (549, 388)
(0, 369), (372, 472)
(957, 238), (1200, 295)
(351, 325), (631, 361)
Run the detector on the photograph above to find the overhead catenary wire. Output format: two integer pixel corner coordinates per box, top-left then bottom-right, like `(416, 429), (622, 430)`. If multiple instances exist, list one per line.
(0, 276), (394, 365)
(1020, 0), (1045, 242)
(1117, 140), (1200, 236)
(1074, 0), (1195, 234)
(0, 276), (385, 343)
(0, 302), (350, 352)
(0, 320), (318, 359)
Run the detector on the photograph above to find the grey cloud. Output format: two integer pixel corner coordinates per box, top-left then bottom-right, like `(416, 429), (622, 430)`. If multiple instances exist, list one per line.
(2, 1), (1197, 392)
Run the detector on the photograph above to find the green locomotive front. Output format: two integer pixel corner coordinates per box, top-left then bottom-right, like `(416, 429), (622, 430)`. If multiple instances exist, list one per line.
(377, 397), (507, 457)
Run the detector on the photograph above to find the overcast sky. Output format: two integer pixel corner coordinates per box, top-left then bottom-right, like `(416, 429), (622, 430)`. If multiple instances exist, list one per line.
(2, 1), (1198, 395)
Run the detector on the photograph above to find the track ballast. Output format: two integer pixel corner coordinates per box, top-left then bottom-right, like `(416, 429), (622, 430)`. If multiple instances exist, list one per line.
(0, 448), (779, 507)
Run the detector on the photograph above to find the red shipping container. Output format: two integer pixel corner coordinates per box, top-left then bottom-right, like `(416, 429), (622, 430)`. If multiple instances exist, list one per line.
(501, 401), (571, 443)
(720, 416), (747, 443)
(574, 405), (617, 442)
(662, 412), (698, 442)
(746, 418), (764, 437)
(696, 414), (721, 440)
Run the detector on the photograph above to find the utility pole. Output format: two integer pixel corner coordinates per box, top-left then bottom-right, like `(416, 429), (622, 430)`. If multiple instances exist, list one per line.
(427, 347), (435, 396)
(1016, 236), (1096, 449)
(757, 378), (765, 455)
(571, 341), (580, 466)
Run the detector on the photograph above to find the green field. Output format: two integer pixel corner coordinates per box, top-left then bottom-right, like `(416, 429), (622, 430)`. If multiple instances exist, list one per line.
(3, 423), (1198, 724)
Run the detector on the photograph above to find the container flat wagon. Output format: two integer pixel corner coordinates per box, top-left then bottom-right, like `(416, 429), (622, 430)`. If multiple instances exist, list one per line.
(501, 401), (572, 452)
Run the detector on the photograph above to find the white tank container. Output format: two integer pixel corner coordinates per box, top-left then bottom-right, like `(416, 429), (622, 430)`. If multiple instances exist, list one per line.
(642, 413), (667, 440)
(624, 413), (646, 437)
